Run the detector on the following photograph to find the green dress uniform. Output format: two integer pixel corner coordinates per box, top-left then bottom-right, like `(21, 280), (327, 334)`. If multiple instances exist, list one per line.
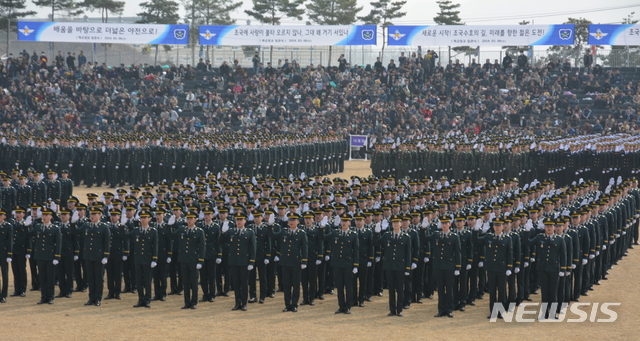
(530, 233), (567, 319)
(198, 220), (221, 302)
(353, 226), (373, 307)
(472, 229), (513, 317)
(374, 228), (411, 316)
(31, 222), (62, 304)
(324, 224), (359, 314)
(428, 230), (461, 316)
(272, 222), (308, 311)
(219, 224), (256, 310)
(105, 221), (129, 299)
(129, 225), (158, 307)
(152, 219), (173, 300)
(0, 220), (14, 301)
(249, 221), (272, 303)
(10, 216), (30, 296)
(174, 225), (206, 309)
(77, 220), (111, 305)
(56, 221), (78, 298)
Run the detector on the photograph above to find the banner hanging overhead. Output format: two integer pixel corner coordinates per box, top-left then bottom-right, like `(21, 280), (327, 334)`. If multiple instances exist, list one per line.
(17, 21), (189, 45)
(588, 24), (640, 45)
(386, 24), (575, 46)
(198, 25), (377, 46)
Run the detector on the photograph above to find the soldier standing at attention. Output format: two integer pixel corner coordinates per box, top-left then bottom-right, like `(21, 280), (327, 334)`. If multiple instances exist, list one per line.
(14, 175), (32, 208)
(104, 208), (128, 300)
(0, 208), (14, 303)
(31, 208), (61, 305)
(271, 212), (308, 312)
(55, 208), (77, 299)
(175, 211), (205, 309)
(129, 210), (158, 308)
(373, 214), (411, 317)
(472, 217), (513, 319)
(220, 212), (255, 311)
(323, 213), (359, 315)
(428, 215), (461, 318)
(78, 208), (111, 306)
(10, 206), (29, 297)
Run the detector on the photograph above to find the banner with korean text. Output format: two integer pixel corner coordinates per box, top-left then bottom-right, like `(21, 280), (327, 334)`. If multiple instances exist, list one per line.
(17, 21), (189, 45)
(588, 24), (640, 45)
(198, 25), (377, 46)
(386, 24), (575, 46)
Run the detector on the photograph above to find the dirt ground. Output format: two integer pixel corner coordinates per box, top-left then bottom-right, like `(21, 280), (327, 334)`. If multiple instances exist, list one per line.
(2, 160), (635, 340)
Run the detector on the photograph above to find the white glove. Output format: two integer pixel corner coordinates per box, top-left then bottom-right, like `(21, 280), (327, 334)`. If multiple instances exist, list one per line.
(315, 260), (321, 265)
(530, 257), (535, 263)
(515, 267), (520, 274)
(301, 264), (307, 270)
(623, 231), (627, 235)
(52, 260), (59, 265)
(367, 262), (372, 267)
(122, 256), (127, 261)
(151, 261), (157, 268)
(320, 216), (328, 227)
(474, 219), (482, 231)
(172, 165), (175, 169)
(72, 211), (79, 223)
(101, 258), (108, 265)
(595, 251), (600, 256)
(6, 258), (12, 262)
(141, 165), (145, 169)
(454, 270), (460, 276)
(404, 272), (410, 276)
(125, 165), (129, 169)
(352, 267), (358, 274)
(222, 221), (229, 233)
(182, 165), (185, 169)
(25, 216), (32, 226)
(115, 166), (119, 169)
(334, 217), (340, 227)
(524, 261), (529, 268)
(571, 264), (576, 269)
(616, 234), (620, 238)
(506, 270), (512, 276)
(248, 265), (254, 271)
(93, 165), (96, 169)
(164, 257), (170, 263)
(478, 262), (484, 268)
(565, 271), (570, 277)
(381, 220), (389, 230)
(423, 257), (429, 263)
(196, 264), (202, 270)
(324, 255), (329, 261)
(421, 217), (429, 228)
(264, 259), (270, 265)
(26, 254), (31, 259)
(274, 256), (280, 262)
(268, 214), (275, 225)
(74, 255), (79, 261)
(611, 239), (615, 245)
(168, 215), (176, 225)
(375, 257), (381, 262)
(466, 264), (472, 270)
(215, 258), (222, 264)
(524, 220), (533, 231)
(559, 272), (564, 277)
(411, 263), (417, 270)
(589, 254), (595, 260)
(69, 163), (73, 168)
(602, 245), (607, 250)
(374, 222), (381, 233)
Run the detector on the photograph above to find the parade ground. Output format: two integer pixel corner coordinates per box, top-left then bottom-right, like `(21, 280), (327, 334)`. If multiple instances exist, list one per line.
(1, 161), (635, 341)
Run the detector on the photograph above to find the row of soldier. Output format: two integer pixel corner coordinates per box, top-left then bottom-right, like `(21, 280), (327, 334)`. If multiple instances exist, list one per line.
(0, 173), (636, 319)
(371, 134), (640, 188)
(0, 133), (347, 188)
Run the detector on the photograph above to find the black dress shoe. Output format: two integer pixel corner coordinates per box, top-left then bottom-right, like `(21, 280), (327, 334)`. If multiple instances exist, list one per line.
(208, 298), (215, 302)
(602, 276), (608, 280)
(397, 312), (403, 317)
(300, 300), (308, 306)
(259, 299), (264, 304)
(358, 302), (365, 307)
(191, 305), (197, 309)
(283, 308), (289, 312)
(335, 309), (344, 314)
(232, 305), (241, 311)
(434, 313), (444, 317)
(403, 304), (410, 309)
(114, 295), (121, 300)
(151, 297), (159, 301)
(344, 309), (351, 314)
(181, 305), (191, 309)
(10, 293), (20, 297)
(132, 290), (138, 294)
(55, 294), (66, 298)
(376, 292), (383, 297)
(240, 306), (247, 311)
(468, 301), (476, 306)
(417, 298), (423, 303)
(19, 293), (26, 297)
(104, 294), (114, 300)
(387, 312), (396, 316)
(144, 303), (151, 308)
(134, 302), (145, 308)
(168, 291), (177, 295)
(94, 301), (101, 306)
(317, 295), (324, 300)
(248, 298), (257, 303)
(309, 300), (315, 306)
(30, 288), (40, 291)
(427, 294), (434, 299)
(160, 296), (166, 301)
(84, 300), (94, 306)
(595, 281), (601, 285)
(37, 299), (47, 305)
(291, 307), (298, 312)
(447, 313), (454, 318)
(221, 292), (229, 297)
(459, 306), (466, 312)
(199, 298), (208, 302)
(268, 294), (275, 298)
(0, 298), (6, 303)
(365, 297), (373, 302)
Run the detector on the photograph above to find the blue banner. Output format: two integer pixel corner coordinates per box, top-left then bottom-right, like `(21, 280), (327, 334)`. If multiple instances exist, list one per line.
(199, 25), (377, 46)
(386, 24), (575, 46)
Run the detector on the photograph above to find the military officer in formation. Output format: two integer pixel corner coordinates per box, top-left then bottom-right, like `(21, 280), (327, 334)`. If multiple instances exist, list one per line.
(371, 133), (640, 189)
(0, 165), (636, 323)
(128, 210), (158, 308)
(0, 132), (347, 188)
